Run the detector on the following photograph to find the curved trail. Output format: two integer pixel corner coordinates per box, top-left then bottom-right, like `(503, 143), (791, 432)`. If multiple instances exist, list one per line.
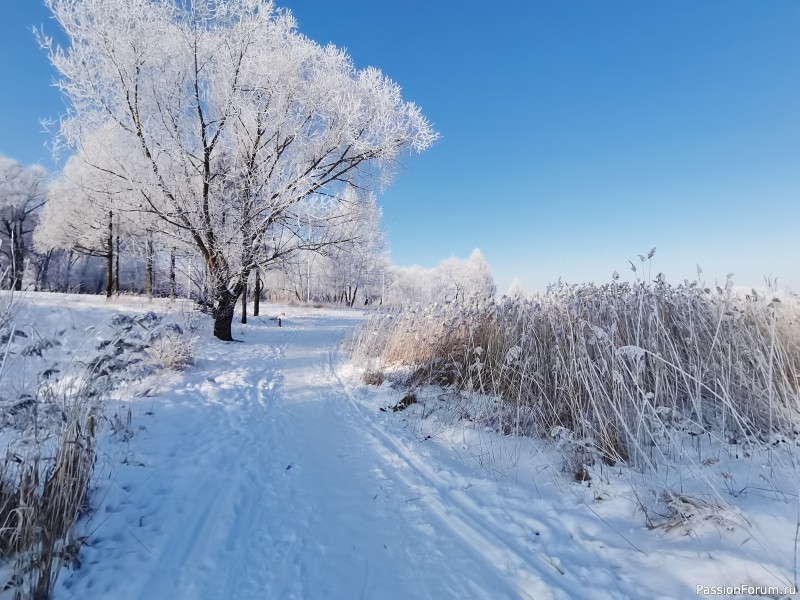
(54, 309), (697, 600)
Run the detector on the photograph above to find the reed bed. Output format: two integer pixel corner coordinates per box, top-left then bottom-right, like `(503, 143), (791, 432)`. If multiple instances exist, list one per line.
(353, 279), (800, 471)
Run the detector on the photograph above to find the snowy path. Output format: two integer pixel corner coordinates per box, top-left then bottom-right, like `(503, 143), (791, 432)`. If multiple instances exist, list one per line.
(54, 311), (556, 599)
(52, 308), (790, 600)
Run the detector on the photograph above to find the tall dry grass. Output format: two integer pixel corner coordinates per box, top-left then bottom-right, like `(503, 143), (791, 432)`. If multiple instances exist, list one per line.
(1, 419), (95, 600)
(352, 277), (800, 471)
(0, 290), (96, 600)
(0, 292), (197, 597)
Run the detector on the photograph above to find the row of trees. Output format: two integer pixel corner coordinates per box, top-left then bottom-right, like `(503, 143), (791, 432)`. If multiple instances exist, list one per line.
(38, 0), (436, 339)
(0, 150), (392, 305)
(1, 151), (497, 312)
(256, 247), (498, 308)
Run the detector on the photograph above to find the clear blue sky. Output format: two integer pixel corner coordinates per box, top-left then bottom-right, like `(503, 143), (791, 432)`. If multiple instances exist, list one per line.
(2, 1), (798, 293)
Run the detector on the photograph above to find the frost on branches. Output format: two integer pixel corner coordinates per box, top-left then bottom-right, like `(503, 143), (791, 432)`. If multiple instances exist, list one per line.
(42, 0), (437, 340)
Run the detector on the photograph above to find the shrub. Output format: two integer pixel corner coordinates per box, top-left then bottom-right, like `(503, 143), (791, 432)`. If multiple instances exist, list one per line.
(146, 334), (195, 371)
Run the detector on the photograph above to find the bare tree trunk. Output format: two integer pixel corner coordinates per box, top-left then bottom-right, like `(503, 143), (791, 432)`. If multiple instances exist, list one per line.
(349, 286), (358, 308)
(145, 236), (154, 298)
(64, 251), (74, 292)
(209, 261), (251, 341)
(241, 280), (248, 324)
(11, 224), (24, 291)
(253, 267), (261, 316)
(213, 277), (247, 341)
(213, 288), (237, 340)
(169, 247), (176, 300)
(78, 258), (90, 293)
(105, 210), (113, 298)
(36, 250), (53, 291)
(114, 231), (120, 295)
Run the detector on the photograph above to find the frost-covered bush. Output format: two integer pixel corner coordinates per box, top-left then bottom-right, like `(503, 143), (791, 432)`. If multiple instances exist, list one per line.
(1, 418), (95, 599)
(147, 334), (195, 371)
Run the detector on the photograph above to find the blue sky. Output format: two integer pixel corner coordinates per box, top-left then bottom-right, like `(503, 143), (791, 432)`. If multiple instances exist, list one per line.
(1, 1), (798, 293)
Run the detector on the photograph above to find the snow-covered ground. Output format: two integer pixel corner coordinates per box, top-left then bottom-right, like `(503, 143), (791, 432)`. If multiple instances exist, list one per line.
(1, 293), (796, 599)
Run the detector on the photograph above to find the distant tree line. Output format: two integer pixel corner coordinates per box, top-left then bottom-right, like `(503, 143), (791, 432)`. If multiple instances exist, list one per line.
(1, 153), (496, 320)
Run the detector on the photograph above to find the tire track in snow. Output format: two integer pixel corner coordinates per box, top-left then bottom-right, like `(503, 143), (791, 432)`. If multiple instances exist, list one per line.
(249, 317), (521, 600)
(328, 344), (646, 600)
(144, 334), (289, 599)
(326, 345), (561, 600)
(57, 322), (293, 600)
(196, 329), (314, 600)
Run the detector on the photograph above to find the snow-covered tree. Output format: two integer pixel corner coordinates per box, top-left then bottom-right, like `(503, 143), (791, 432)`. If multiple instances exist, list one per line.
(42, 0), (437, 339)
(321, 192), (386, 305)
(385, 265), (433, 306)
(505, 277), (526, 299)
(463, 248), (496, 303)
(256, 190), (386, 305)
(35, 128), (152, 296)
(37, 161), (114, 260)
(0, 157), (49, 290)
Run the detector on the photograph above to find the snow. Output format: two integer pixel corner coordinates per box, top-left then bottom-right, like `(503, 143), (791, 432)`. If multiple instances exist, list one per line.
(1, 293), (795, 599)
